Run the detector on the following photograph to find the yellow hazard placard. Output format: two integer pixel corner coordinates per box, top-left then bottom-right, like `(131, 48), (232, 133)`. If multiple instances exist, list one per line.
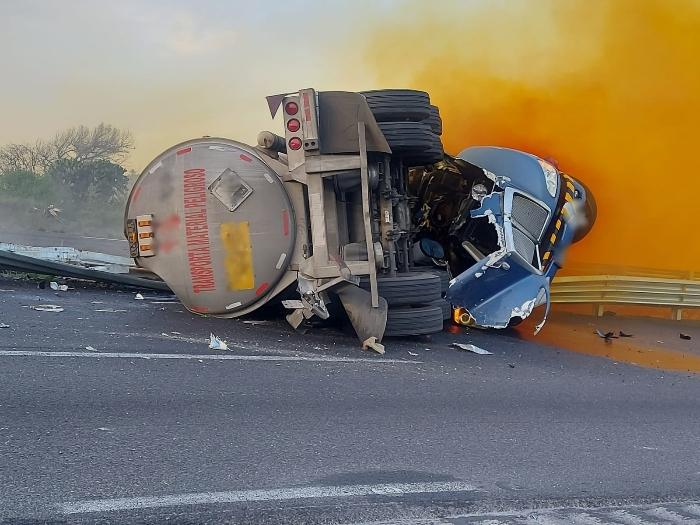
(220, 222), (254, 290)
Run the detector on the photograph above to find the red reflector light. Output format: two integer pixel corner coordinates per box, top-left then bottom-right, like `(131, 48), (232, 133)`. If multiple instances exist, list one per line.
(286, 118), (300, 132)
(284, 101), (299, 115)
(288, 137), (302, 150)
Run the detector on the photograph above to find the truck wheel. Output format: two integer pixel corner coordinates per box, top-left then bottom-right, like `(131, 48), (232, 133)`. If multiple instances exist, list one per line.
(417, 268), (450, 294)
(377, 122), (444, 165)
(361, 89), (431, 122)
(359, 272), (442, 306)
(385, 304), (445, 337)
(425, 105), (443, 135)
(430, 298), (451, 321)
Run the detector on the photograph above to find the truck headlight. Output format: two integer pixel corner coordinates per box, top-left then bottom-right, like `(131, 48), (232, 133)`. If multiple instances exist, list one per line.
(537, 159), (559, 197)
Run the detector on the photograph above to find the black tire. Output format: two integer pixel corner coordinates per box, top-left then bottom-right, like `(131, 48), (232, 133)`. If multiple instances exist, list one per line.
(361, 89), (431, 122)
(385, 304), (445, 337)
(377, 122), (444, 166)
(424, 105), (443, 135)
(359, 272), (442, 306)
(423, 269), (450, 294)
(430, 298), (451, 321)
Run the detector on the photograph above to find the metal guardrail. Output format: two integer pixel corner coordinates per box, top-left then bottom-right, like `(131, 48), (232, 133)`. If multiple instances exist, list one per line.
(551, 275), (700, 320)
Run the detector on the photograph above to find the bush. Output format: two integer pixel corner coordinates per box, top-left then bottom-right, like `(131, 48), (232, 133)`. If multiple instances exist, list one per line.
(0, 170), (56, 201)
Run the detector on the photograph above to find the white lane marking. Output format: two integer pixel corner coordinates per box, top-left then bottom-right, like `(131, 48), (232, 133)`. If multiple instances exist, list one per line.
(608, 510), (654, 525)
(685, 504), (700, 517)
(275, 252), (287, 269)
(59, 481), (478, 514)
(0, 350), (417, 364)
(148, 160), (163, 174)
(644, 506), (695, 522)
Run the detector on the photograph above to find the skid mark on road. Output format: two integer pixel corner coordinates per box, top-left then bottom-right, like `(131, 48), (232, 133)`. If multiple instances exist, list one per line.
(59, 481), (478, 514)
(0, 350), (418, 364)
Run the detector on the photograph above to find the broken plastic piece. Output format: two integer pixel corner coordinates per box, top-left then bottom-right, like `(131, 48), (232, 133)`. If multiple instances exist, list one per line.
(134, 293), (144, 300)
(362, 336), (385, 354)
(85, 346), (97, 352)
(452, 342), (492, 355)
(209, 333), (229, 351)
(30, 304), (64, 313)
(680, 333), (692, 340)
(408, 351), (418, 356)
(49, 282), (68, 292)
(0, 323), (9, 328)
(619, 331), (634, 338)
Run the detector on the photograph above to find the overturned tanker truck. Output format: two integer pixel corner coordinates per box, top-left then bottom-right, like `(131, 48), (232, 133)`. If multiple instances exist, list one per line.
(124, 88), (595, 348)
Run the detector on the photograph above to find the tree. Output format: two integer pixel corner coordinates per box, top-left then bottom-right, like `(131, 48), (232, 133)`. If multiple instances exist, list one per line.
(0, 123), (133, 174)
(47, 158), (128, 204)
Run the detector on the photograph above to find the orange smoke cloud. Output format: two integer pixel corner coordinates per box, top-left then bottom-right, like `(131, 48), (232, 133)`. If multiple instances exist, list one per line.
(367, 0), (700, 275)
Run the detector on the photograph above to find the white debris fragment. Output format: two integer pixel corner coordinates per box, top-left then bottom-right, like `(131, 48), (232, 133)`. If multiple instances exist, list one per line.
(209, 333), (229, 351)
(452, 342), (493, 355)
(49, 282), (69, 292)
(94, 308), (127, 313)
(0, 323), (10, 328)
(408, 351), (418, 356)
(242, 320), (268, 325)
(134, 293), (144, 300)
(85, 346), (98, 352)
(30, 304), (64, 313)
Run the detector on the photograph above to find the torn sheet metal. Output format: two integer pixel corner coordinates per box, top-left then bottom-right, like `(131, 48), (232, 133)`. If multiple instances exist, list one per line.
(0, 243), (134, 273)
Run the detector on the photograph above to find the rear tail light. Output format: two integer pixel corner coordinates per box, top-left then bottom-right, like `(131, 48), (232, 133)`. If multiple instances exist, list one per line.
(286, 119), (300, 132)
(288, 137), (302, 150)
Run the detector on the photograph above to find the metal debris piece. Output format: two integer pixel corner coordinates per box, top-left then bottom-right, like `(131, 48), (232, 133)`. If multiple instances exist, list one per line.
(208, 333), (229, 351)
(619, 331), (633, 338)
(595, 329), (618, 342)
(30, 304), (64, 313)
(680, 333), (692, 340)
(452, 342), (492, 355)
(134, 293), (144, 300)
(362, 336), (385, 354)
(49, 282), (68, 292)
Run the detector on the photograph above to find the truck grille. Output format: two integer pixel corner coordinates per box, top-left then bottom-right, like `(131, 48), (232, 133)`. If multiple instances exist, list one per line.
(512, 227), (536, 265)
(512, 194), (549, 241)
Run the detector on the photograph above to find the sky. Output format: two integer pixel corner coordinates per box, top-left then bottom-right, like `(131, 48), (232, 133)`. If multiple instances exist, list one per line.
(2, 0), (699, 273)
(0, 0), (393, 169)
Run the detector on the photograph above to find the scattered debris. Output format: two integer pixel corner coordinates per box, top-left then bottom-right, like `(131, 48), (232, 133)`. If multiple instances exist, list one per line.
(49, 281), (69, 292)
(208, 333), (229, 351)
(362, 336), (385, 355)
(408, 351), (418, 356)
(94, 308), (127, 313)
(171, 331), (181, 335)
(619, 331), (633, 338)
(96, 427), (112, 432)
(0, 289), (16, 292)
(242, 320), (269, 326)
(680, 333), (692, 340)
(134, 293), (144, 300)
(30, 304), (64, 313)
(595, 329), (618, 342)
(0, 323), (10, 328)
(85, 346), (98, 352)
(508, 363), (516, 368)
(452, 342), (493, 355)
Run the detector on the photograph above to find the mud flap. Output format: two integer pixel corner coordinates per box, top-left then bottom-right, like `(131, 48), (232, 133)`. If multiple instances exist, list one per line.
(336, 284), (388, 343)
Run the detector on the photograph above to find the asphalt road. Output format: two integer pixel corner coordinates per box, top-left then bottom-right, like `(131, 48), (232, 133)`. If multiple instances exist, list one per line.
(1, 278), (699, 524)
